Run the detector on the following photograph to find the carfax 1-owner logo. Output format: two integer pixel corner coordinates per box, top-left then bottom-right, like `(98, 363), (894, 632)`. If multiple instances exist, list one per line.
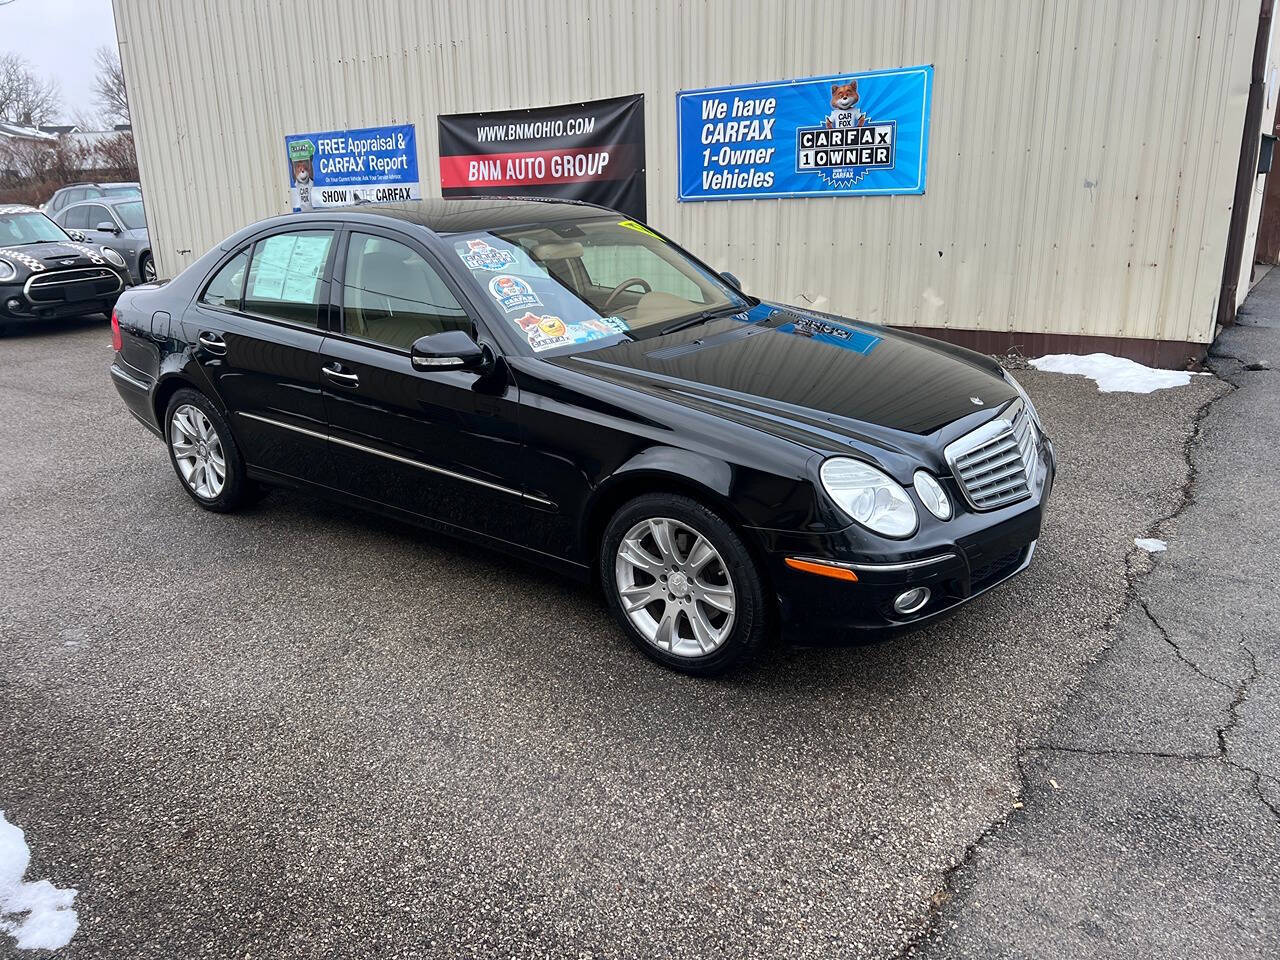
(796, 78), (896, 187)
(676, 65), (932, 201)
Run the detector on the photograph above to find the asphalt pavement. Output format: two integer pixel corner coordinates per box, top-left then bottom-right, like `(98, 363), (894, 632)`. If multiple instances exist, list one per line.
(916, 275), (1280, 959)
(0, 312), (1253, 958)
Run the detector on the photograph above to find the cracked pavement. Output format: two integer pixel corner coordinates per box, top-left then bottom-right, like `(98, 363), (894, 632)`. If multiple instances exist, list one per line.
(0, 311), (1260, 959)
(916, 274), (1280, 959)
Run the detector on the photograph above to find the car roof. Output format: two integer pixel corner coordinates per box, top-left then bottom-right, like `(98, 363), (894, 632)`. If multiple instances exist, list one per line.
(63, 195), (141, 208)
(293, 197), (615, 235)
(0, 204), (39, 215)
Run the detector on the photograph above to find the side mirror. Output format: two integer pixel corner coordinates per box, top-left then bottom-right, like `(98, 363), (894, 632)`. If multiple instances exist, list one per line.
(720, 271), (742, 290)
(96, 221), (120, 234)
(410, 330), (487, 372)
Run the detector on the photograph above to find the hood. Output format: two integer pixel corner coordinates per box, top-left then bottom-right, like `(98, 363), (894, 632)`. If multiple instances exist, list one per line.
(0, 240), (119, 277)
(555, 303), (1016, 447)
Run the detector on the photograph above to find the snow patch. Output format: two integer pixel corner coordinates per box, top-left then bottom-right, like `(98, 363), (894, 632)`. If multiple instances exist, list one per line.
(0, 812), (78, 951)
(1135, 538), (1167, 553)
(1029, 353), (1193, 393)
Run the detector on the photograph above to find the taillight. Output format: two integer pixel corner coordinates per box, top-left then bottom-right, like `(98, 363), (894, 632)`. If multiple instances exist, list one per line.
(111, 308), (122, 352)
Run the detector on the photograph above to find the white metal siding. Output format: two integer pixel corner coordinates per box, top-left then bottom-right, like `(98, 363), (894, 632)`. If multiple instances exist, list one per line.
(113, 0), (1261, 345)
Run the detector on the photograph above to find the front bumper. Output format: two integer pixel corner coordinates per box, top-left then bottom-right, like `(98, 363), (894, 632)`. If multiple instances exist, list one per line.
(759, 434), (1056, 643)
(0, 269), (126, 322)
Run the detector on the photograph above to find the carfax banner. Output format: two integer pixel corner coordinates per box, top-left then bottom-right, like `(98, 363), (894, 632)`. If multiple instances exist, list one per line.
(285, 123), (420, 211)
(438, 95), (646, 220)
(676, 66), (933, 201)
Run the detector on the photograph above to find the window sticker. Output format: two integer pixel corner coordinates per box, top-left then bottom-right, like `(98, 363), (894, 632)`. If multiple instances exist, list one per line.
(579, 316), (630, 335)
(250, 233), (331, 302)
(616, 219), (662, 240)
(458, 238), (516, 271)
(488, 274), (542, 312)
(512, 311), (628, 352)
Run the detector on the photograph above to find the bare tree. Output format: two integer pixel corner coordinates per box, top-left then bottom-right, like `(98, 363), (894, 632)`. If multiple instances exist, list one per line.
(0, 52), (61, 127)
(97, 131), (138, 179)
(93, 46), (128, 126)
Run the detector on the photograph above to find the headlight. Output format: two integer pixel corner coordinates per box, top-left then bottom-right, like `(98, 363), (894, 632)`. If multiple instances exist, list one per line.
(1002, 368), (1042, 429)
(0, 259), (14, 283)
(820, 457), (918, 538)
(913, 470), (952, 520)
(100, 246), (127, 268)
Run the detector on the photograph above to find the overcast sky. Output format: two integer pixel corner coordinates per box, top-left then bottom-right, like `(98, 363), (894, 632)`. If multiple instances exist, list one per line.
(1, 0), (120, 126)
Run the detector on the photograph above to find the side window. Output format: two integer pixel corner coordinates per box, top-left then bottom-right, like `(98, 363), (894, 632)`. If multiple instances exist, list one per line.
(242, 230), (334, 326)
(199, 249), (250, 309)
(580, 244), (705, 303)
(64, 188), (87, 207)
(341, 232), (470, 349)
(84, 205), (112, 230)
(63, 206), (89, 230)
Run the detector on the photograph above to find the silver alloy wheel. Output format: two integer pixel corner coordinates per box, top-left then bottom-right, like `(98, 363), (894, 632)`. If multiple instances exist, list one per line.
(170, 403), (226, 500)
(141, 256), (156, 282)
(614, 517), (737, 658)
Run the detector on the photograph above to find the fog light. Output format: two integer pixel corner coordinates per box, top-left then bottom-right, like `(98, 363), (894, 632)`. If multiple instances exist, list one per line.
(893, 587), (931, 615)
(6, 298), (20, 311)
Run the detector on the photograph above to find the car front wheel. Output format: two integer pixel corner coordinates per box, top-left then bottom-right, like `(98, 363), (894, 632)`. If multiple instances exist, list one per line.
(600, 493), (769, 676)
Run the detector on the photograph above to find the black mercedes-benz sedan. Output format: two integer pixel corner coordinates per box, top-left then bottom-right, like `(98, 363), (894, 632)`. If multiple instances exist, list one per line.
(109, 199), (1054, 675)
(0, 204), (131, 334)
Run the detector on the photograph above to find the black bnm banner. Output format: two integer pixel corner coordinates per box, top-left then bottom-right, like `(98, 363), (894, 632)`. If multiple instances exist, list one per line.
(438, 94), (646, 220)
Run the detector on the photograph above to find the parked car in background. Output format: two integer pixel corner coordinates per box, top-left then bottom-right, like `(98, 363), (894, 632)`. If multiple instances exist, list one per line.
(52, 196), (154, 283)
(0, 203), (131, 334)
(44, 181), (142, 217)
(107, 199), (1054, 676)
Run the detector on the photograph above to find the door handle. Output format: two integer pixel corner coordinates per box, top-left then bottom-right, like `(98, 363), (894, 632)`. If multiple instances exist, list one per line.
(197, 332), (227, 355)
(321, 362), (360, 388)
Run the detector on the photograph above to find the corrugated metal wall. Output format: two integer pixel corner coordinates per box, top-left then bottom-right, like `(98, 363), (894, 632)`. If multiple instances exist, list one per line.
(113, 0), (1261, 345)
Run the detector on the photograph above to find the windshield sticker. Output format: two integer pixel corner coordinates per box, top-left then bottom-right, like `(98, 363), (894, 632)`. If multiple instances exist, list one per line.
(616, 219), (662, 240)
(512, 311), (626, 352)
(579, 316), (630, 335)
(458, 238), (516, 271)
(0, 248), (45, 272)
(488, 274), (542, 312)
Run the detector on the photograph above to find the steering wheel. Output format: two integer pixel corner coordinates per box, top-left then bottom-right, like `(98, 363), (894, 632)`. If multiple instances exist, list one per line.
(602, 277), (652, 312)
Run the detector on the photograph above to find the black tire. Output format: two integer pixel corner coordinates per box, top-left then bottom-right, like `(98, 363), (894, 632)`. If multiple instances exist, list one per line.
(600, 493), (770, 676)
(163, 387), (251, 512)
(139, 253), (156, 284)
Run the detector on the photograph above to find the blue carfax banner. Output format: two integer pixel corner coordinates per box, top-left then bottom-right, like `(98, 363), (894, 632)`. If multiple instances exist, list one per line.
(676, 66), (933, 201)
(285, 123), (420, 211)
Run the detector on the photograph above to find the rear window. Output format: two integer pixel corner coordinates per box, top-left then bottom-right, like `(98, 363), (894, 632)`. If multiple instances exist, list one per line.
(242, 231), (333, 326)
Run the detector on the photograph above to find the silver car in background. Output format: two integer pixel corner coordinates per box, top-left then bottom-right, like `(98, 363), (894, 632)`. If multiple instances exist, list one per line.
(52, 196), (155, 283)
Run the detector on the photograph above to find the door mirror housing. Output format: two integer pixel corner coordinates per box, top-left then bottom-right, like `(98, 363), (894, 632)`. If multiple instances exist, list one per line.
(720, 271), (742, 290)
(96, 221), (120, 234)
(410, 330), (487, 372)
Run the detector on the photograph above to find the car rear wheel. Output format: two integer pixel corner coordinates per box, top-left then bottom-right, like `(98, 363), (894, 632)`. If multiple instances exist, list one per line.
(140, 253), (156, 283)
(164, 388), (251, 512)
(600, 493), (769, 676)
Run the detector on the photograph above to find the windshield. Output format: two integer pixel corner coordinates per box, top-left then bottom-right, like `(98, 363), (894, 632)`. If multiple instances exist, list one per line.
(114, 200), (146, 230)
(447, 216), (748, 356)
(103, 184), (140, 198)
(0, 211), (70, 245)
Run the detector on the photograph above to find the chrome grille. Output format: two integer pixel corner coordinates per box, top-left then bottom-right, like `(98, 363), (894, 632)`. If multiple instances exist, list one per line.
(24, 267), (122, 303)
(944, 399), (1039, 510)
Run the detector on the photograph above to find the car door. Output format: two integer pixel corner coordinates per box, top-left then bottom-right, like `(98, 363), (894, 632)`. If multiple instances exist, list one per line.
(183, 226), (337, 484)
(318, 226), (532, 544)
